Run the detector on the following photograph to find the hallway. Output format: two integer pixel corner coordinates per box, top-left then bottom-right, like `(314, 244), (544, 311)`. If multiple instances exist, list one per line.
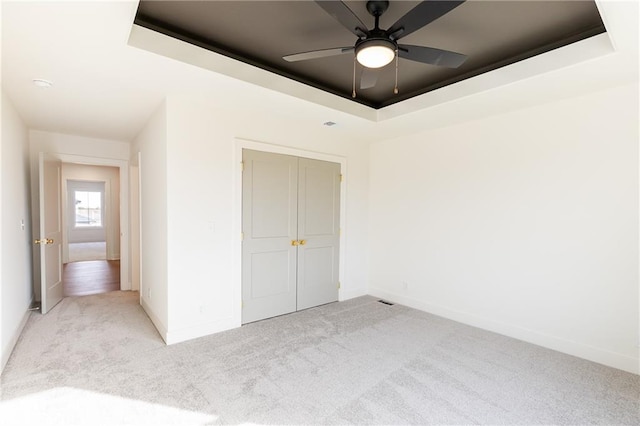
(68, 242), (107, 262)
(63, 260), (120, 297)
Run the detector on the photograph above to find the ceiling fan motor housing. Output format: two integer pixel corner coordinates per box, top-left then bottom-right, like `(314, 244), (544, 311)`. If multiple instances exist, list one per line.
(283, 1), (469, 86)
(356, 1), (396, 68)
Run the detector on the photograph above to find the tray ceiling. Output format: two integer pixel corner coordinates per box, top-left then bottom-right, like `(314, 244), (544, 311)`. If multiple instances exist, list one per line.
(135, 1), (605, 109)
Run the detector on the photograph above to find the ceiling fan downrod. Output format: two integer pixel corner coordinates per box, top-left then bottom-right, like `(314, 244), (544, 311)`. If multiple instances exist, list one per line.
(367, 0), (389, 31)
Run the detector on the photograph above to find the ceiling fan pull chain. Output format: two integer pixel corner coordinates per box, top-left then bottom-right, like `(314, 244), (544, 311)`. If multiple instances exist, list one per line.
(393, 48), (399, 95)
(352, 56), (357, 98)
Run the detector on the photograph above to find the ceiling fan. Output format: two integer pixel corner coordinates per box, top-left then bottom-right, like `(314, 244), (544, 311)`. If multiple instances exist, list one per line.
(283, 0), (468, 96)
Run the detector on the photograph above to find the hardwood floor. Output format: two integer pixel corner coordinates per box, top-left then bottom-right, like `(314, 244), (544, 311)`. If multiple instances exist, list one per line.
(63, 260), (120, 297)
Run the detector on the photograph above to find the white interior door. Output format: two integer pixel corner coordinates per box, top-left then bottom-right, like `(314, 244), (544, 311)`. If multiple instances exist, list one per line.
(297, 158), (341, 310)
(38, 153), (63, 314)
(242, 149), (298, 324)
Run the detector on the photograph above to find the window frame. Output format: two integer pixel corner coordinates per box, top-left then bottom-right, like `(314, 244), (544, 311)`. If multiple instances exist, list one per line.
(68, 180), (106, 231)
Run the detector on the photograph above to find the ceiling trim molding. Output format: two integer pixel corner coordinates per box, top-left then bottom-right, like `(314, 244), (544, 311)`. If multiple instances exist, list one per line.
(128, 18), (615, 124)
(377, 32), (615, 121)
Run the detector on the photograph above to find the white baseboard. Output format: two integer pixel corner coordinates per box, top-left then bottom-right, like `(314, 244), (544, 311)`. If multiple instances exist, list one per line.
(370, 288), (639, 375)
(140, 297), (168, 343)
(145, 288), (366, 347)
(339, 286), (368, 301)
(1, 305), (32, 375)
(165, 317), (239, 345)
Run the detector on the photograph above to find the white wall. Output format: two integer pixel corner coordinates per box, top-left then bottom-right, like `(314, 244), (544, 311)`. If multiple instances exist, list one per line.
(29, 130), (131, 299)
(62, 164), (120, 260)
(1, 92), (33, 373)
(130, 164), (140, 292)
(131, 101), (168, 339)
(369, 83), (639, 374)
(29, 130), (130, 160)
(149, 95), (369, 344)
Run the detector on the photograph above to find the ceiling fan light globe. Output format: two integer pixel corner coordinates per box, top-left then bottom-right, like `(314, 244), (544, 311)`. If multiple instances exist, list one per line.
(356, 41), (395, 68)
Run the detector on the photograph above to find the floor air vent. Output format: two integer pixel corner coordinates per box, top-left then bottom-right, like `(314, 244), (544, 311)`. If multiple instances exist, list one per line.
(378, 300), (394, 306)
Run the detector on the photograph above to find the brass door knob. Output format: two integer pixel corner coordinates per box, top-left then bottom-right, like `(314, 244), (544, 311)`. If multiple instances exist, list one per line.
(34, 238), (54, 245)
(291, 240), (299, 246)
(299, 239), (306, 245)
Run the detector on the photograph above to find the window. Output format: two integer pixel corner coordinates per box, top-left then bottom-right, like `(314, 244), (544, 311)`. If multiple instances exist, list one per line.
(75, 190), (102, 227)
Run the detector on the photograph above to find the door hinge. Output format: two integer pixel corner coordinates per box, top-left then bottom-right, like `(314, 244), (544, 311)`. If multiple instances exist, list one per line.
(338, 281), (341, 289)
(241, 232), (244, 241)
(241, 300), (244, 309)
(340, 174), (343, 182)
(241, 161), (244, 172)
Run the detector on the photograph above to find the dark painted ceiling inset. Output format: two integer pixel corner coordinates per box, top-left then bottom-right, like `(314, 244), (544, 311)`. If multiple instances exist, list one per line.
(134, 1), (605, 109)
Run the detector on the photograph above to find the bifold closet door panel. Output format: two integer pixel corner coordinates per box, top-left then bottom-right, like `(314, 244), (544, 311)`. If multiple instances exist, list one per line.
(296, 158), (341, 311)
(241, 149), (298, 324)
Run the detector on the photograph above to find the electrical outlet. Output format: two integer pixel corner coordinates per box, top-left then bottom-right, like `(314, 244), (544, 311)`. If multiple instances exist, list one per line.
(20, 219), (25, 231)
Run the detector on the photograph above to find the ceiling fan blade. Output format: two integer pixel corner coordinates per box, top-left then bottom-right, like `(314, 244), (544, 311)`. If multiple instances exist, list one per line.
(360, 68), (379, 89)
(315, 0), (369, 37)
(387, 1), (465, 41)
(398, 44), (467, 68)
(283, 47), (354, 62)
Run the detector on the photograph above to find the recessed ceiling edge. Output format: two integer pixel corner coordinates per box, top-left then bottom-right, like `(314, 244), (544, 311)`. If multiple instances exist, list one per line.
(127, 23), (379, 122)
(129, 23), (614, 125)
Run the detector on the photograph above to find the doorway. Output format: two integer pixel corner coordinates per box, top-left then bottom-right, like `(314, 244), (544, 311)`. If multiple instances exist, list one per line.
(33, 152), (131, 313)
(241, 149), (341, 324)
(61, 164), (121, 296)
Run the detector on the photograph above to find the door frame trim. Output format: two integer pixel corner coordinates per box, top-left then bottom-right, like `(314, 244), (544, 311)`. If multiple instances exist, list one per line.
(233, 139), (347, 327)
(43, 153), (130, 291)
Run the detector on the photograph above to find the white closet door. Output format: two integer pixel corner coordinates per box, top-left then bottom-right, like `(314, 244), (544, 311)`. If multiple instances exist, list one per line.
(296, 158), (340, 311)
(242, 149), (298, 324)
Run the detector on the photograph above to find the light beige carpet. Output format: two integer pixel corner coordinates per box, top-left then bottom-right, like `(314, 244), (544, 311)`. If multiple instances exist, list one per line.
(68, 242), (106, 262)
(1, 292), (638, 425)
